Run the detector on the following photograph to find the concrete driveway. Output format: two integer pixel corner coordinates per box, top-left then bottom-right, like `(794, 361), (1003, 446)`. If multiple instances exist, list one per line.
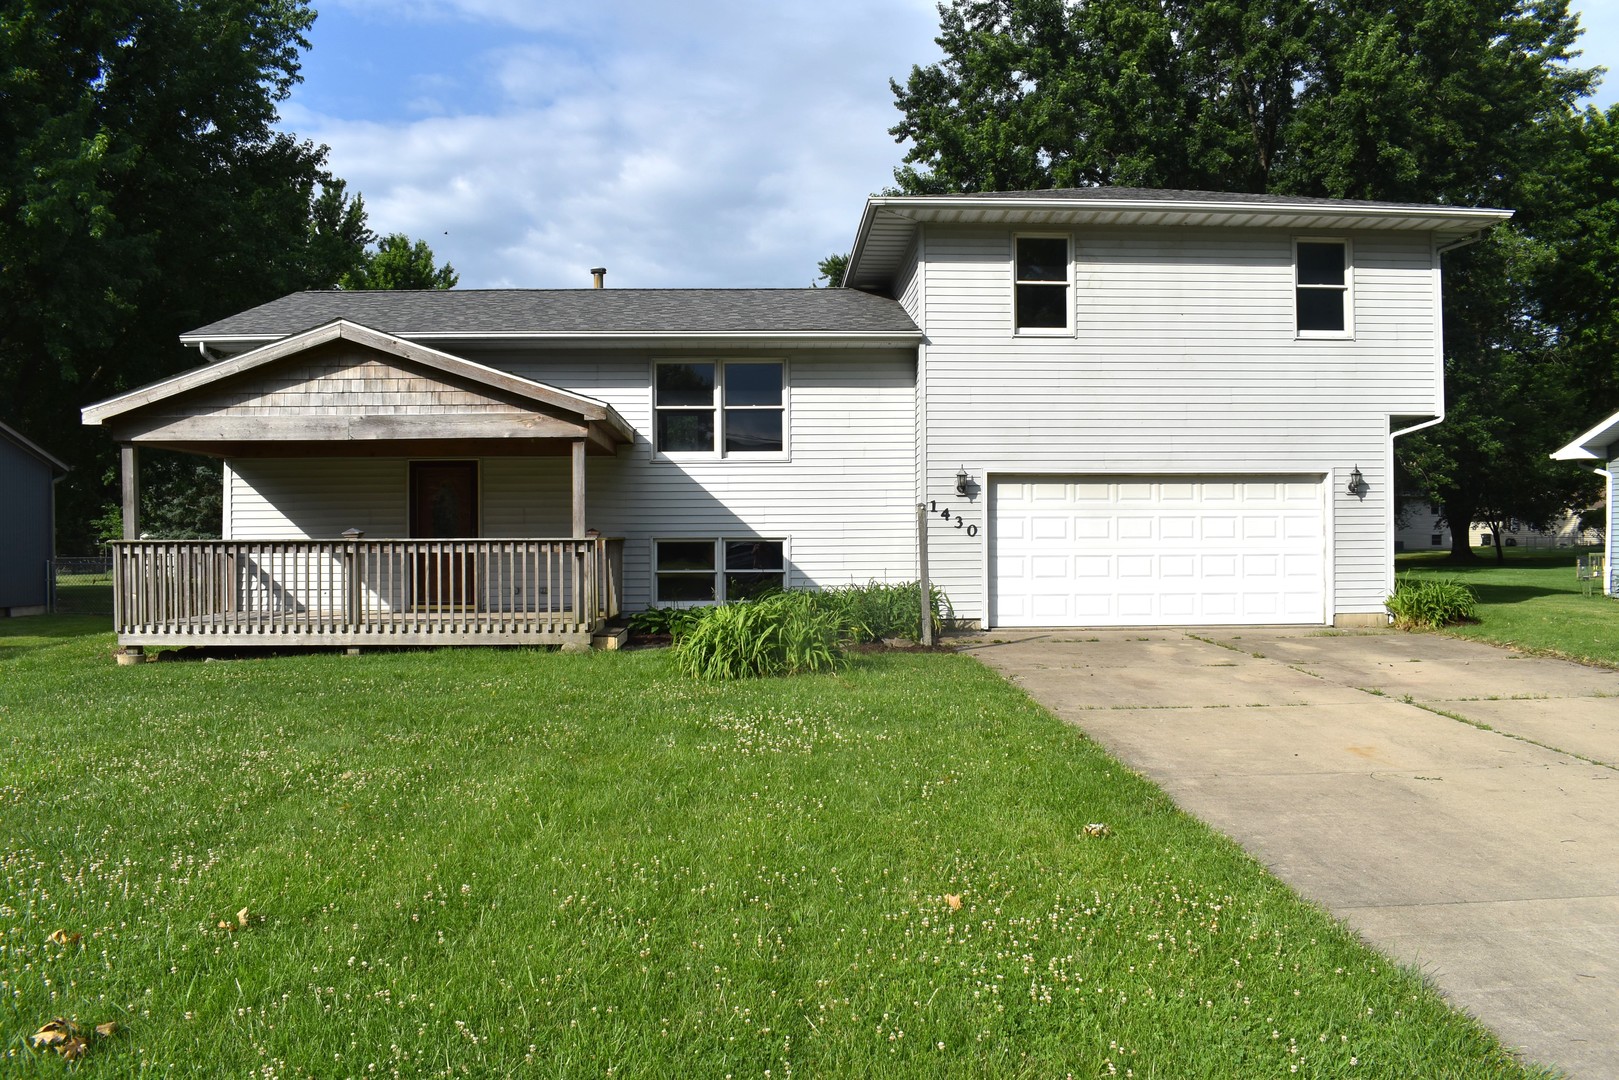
(965, 628), (1619, 1079)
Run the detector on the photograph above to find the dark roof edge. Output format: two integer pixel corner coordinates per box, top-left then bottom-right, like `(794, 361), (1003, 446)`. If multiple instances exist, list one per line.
(0, 419), (70, 474)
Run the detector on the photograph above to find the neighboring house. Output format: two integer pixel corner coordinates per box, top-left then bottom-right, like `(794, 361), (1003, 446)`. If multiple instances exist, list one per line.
(1394, 500), (1602, 552)
(1552, 410), (1619, 594)
(0, 420), (69, 617)
(81, 188), (1511, 651)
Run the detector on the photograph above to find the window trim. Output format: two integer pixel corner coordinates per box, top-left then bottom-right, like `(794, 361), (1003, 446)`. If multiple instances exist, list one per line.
(652, 358), (789, 460)
(1294, 237), (1354, 339)
(652, 537), (789, 607)
(1011, 232), (1074, 336)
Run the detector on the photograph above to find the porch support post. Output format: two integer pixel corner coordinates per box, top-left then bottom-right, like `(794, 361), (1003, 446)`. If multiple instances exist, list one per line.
(120, 443), (140, 540)
(571, 438), (587, 538)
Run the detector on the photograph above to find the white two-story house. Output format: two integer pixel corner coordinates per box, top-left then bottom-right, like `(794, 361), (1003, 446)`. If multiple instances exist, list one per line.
(83, 188), (1510, 651)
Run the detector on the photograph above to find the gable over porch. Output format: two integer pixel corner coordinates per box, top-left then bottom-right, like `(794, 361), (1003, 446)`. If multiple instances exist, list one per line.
(82, 320), (635, 651)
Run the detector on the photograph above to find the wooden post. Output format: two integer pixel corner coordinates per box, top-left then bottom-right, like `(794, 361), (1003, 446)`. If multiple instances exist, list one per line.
(342, 528), (363, 630)
(918, 502), (933, 646)
(120, 444), (140, 540)
(571, 439), (587, 538)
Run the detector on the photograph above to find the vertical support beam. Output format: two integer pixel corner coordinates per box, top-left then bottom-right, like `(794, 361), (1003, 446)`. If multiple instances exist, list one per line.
(571, 439), (587, 538)
(120, 444), (140, 541)
(918, 502), (933, 646)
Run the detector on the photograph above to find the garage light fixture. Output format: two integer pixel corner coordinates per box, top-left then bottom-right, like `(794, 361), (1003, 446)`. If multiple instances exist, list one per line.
(1347, 465), (1365, 498)
(956, 466), (971, 496)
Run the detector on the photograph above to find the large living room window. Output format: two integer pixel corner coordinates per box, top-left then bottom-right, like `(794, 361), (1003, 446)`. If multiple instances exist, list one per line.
(1013, 234), (1071, 333)
(655, 361), (784, 455)
(1296, 239), (1352, 336)
(654, 538), (785, 604)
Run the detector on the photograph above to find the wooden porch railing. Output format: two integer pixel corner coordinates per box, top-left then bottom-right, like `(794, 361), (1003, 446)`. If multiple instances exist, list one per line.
(110, 537), (623, 647)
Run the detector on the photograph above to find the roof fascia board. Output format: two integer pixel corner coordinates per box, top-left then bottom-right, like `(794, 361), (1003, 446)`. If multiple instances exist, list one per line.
(179, 331), (924, 357)
(84, 320), (627, 435)
(866, 194), (1513, 229)
(842, 198), (884, 294)
(178, 329), (923, 347)
(1552, 410), (1619, 461)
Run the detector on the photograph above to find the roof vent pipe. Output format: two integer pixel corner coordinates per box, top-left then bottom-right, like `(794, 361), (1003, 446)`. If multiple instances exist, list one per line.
(591, 267), (607, 289)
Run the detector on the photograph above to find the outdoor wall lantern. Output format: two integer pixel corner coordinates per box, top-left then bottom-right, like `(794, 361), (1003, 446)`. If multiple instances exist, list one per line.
(1347, 465), (1366, 498)
(956, 466), (971, 496)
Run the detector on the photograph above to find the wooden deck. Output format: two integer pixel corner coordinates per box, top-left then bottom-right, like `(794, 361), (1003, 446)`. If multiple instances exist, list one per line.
(111, 538), (622, 650)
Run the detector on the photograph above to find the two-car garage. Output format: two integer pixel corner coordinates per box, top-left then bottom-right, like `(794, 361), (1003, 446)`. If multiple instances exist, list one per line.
(989, 475), (1328, 627)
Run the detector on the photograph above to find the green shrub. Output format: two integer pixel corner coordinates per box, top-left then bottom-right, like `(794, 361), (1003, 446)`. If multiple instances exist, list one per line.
(674, 591), (845, 679)
(1386, 575), (1480, 629)
(814, 580), (954, 642)
(626, 606), (705, 638)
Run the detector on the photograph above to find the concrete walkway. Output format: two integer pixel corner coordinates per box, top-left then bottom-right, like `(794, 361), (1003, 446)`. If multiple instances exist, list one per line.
(965, 628), (1619, 1079)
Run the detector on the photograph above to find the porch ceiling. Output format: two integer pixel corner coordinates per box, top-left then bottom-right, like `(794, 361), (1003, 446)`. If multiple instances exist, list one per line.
(82, 320), (635, 456)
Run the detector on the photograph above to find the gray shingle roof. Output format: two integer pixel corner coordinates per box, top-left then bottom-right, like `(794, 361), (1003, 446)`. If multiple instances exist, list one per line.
(184, 288), (919, 342)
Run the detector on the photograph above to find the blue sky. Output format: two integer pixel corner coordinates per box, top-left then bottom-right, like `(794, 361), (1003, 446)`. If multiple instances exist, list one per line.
(279, 0), (1619, 290)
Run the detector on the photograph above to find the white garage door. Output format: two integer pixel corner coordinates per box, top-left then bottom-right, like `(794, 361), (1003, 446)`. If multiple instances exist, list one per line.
(991, 475), (1326, 627)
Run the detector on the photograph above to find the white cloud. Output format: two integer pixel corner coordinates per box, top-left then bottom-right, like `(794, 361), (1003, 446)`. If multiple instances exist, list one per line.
(286, 0), (1613, 291)
(283, 0), (941, 287)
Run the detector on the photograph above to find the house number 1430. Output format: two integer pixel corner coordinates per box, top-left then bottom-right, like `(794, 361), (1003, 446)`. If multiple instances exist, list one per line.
(930, 501), (978, 537)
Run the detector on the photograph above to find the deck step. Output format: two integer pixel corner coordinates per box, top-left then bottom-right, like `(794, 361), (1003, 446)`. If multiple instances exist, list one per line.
(591, 626), (629, 651)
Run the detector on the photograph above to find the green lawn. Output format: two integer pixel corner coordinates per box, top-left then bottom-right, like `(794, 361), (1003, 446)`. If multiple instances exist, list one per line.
(1396, 547), (1618, 666)
(1, 621), (1542, 1077)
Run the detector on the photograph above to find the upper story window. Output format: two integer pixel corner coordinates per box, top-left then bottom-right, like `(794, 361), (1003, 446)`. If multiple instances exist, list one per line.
(1296, 239), (1352, 337)
(1014, 235), (1071, 333)
(654, 360), (784, 455)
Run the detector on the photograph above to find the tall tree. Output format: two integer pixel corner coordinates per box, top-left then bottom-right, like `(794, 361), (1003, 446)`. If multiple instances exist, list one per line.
(341, 233), (459, 291)
(305, 178), (376, 289)
(0, 0), (347, 551)
(889, 0), (1599, 560)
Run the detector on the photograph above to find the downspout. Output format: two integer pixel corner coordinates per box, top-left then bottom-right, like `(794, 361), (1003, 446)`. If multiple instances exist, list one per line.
(1601, 468), (1615, 596)
(197, 342), (216, 362)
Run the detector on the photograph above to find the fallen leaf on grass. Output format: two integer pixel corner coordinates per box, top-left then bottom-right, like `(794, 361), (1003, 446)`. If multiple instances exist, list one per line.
(1083, 823), (1111, 837)
(237, 906), (251, 928)
(944, 894), (963, 911)
(45, 928), (81, 946)
(31, 1019), (77, 1047)
(31, 1016), (120, 1060)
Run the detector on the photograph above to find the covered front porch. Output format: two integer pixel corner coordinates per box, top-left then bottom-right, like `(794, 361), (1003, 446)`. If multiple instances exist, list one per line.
(83, 320), (636, 654)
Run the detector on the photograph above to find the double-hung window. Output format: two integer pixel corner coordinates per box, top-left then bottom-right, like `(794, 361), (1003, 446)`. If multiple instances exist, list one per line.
(655, 360), (784, 455)
(654, 538), (785, 604)
(1295, 239), (1352, 336)
(1014, 235), (1071, 333)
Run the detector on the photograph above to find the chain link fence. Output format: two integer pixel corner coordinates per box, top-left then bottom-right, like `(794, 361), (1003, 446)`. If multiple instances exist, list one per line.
(51, 556), (114, 615)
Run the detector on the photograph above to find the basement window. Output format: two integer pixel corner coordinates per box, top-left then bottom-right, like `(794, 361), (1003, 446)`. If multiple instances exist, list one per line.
(654, 538), (785, 604)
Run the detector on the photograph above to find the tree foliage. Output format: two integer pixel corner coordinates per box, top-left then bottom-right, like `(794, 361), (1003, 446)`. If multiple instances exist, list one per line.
(341, 233), (459, 291)
(815, 253), (848, 288)
(890, 0), (1606, 559)
(0, 2), (459, 549)
(0, 0), (342, 549)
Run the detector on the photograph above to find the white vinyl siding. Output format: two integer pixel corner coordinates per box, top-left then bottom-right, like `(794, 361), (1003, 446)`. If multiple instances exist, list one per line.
(226, 458), (407, 539)
(916, 225), (1437, 624)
